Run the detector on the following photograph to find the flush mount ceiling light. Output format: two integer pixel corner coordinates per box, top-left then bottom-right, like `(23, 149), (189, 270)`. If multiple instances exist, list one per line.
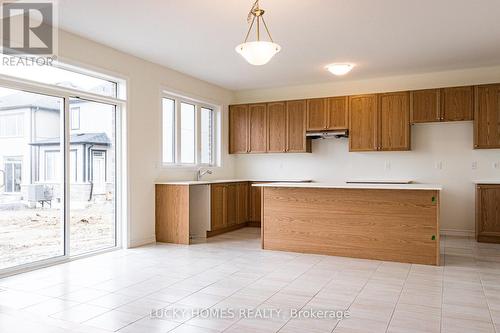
(235, 0), (281, 66)
(326, 63), (354, 76)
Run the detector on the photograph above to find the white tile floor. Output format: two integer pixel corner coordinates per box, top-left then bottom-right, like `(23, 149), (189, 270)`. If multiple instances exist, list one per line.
(0, 227), (499, 333)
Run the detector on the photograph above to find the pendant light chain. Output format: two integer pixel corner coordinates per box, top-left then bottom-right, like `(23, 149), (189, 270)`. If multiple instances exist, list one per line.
(242, 0), (274, 43)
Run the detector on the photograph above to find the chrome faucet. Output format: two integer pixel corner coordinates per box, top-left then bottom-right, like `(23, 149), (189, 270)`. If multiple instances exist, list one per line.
(196, 168), (213, 181)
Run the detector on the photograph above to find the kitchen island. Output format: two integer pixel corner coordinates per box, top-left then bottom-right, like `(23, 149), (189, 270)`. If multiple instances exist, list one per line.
(255, 182), (442, 265)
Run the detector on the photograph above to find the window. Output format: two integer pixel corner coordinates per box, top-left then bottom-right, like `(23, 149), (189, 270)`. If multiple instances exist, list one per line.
(162, 95), (217, 166)
(200, 107), (214, 165)
(0, 113), (23, 137)
(180, 103), (195, 164)
(0, 55), (118, 98)
(70, 107), (80, 130)
(162, 98), (175, 164)
(44, 151), (60, 182)
(4, 157), (22, 193)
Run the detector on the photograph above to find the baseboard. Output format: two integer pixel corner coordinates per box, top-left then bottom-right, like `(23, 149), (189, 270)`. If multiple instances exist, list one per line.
(128, 235), (156, 248)
(440, 229), (474, 237)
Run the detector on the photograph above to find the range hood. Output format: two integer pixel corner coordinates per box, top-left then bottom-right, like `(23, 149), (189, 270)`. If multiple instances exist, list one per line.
(306, 130), (348, 139)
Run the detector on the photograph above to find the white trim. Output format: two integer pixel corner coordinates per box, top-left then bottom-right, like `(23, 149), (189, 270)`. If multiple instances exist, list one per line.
(440, 229), (475, 237)
(129, 236), (156, 248)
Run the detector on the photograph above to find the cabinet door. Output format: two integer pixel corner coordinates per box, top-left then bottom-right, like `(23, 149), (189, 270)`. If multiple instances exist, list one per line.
(249, 184), (262, 222)
(225, 184), (237, 226)
(441, 86), (474, 121)
(229, 105), (248, 154)
(327, 96), (348, 130)
(210, 184), (226, 230)
(476, 185), (500, 243)
(248, 103), (268, 153)
(349, 95), (378, 151)
(236, 182), (249, 224)
(379, 92), (411, 151)
(267, 102), (287, 153)
(286, 100), (308, 153)
(410, 89), (440, 123)
(306, 98), (328, 131)
(474, 84), (500, 149)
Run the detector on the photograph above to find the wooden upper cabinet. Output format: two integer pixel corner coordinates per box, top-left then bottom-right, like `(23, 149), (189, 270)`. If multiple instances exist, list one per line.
(441, 86), (474, 121)
(327, 96), (349, 130)
(475, 84), (500, 149)
(349, 95), (378, 151)
(307, 98), (328, 131)
(286, 100), (309, 153)
(379, 92), (410, 151)
(410, 89), (441, 123)
(267, 102), (287, 153)
(229, 105), (248, 154)
(248, 103), (268, 153)
(476, 184), (500, 243)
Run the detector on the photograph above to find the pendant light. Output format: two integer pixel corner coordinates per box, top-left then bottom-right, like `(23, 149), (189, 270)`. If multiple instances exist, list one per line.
(235, 0), (281, 66)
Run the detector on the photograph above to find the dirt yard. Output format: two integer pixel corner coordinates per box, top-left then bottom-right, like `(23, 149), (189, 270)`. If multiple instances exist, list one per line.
(0, 201), (115, 270)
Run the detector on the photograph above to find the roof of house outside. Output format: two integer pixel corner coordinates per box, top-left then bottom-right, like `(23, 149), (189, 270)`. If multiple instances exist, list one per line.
(30, 133), (111, 146)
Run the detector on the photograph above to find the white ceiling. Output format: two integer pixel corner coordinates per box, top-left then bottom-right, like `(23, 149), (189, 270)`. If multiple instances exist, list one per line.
(58, 0), (500, 91)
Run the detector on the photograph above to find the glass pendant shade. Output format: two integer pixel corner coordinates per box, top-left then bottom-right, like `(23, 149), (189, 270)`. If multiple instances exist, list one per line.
(235, 41), (281, 66)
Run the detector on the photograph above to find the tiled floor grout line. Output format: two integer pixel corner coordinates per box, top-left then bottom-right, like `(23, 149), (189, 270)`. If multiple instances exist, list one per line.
(327, 261), (383, 333)
(272, 258), (348, 333)
(110, 245), (267, 332)
(383, 264), (413, 333)
(218, 256), (329, 333)
(478, 256), (498, 333)
(439, 239), (445, 333)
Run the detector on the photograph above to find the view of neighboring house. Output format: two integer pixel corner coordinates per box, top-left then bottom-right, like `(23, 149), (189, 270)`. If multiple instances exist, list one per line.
(0, 92), (115, 205)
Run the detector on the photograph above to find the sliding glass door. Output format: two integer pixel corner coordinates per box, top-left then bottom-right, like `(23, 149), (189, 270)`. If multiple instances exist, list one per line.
(69, 98), (116, 255)
(0, 87), (65, 270)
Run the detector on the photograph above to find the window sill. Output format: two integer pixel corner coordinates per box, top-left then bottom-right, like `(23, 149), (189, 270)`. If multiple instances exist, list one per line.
(158, 163), (219, 170)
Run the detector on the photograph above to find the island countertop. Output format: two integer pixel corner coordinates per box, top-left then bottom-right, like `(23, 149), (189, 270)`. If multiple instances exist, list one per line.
(253, 182), (443, 191)
(155, 179), (312, 185)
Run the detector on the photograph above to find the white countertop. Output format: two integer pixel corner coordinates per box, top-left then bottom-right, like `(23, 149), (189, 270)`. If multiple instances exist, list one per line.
(253, 182), (442, 190)
(474, 181), (500, 185)
(155, 179), (312, 185)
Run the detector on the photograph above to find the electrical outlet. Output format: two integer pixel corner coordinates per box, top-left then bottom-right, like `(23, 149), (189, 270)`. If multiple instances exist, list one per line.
(472, 161), (478, 170)
(493, 162), (499, 169)
(385, 161), (391, 170)
(435, 161), (443, 170)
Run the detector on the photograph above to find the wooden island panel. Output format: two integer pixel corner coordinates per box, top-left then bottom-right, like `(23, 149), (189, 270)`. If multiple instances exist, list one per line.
(262, 187), (440, 265)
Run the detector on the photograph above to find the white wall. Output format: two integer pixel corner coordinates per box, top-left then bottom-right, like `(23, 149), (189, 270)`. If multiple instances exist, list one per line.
(58, 30), (235, 247)
(233, 67), (500, 235)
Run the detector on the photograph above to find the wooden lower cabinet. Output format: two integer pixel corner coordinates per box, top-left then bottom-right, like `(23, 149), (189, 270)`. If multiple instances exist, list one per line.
(210, 184), (226, 231)
(476, 184), (500, 243)
(236, 182), (249, 224)
(210, 182), (251, 233)
(249, 184), (262, 223)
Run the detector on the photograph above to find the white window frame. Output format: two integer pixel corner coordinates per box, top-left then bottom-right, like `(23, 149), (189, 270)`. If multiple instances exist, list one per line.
(161, 93), (218, 168)
(0, 56), (128, 278)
